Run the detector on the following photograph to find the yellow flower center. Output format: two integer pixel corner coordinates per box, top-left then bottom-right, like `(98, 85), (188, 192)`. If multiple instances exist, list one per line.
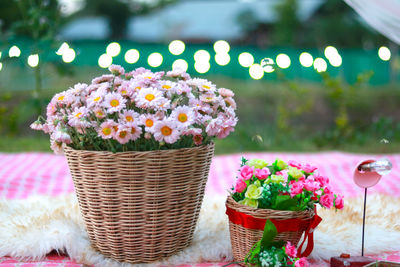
(178, 113), (188, 123)
(113, 126), (119, 132)
(94, 96), (101, 102)
(110, 99), (120, 107)
(126, 116), (134, 122)
(102, 127), (112, 135)
(57, 95), (65, 101)
(131, 127), (136, 134)
(135, 86), (141, 90)
(75, 112), (82, 118)
(202, 85), (211, 90)
(119, 131), (127, 138)
(145, 119), (154, 127)
(145, 76), (152, 79)
(96, 111), (104, 117)
(161, 126), (172, 136)
(121, 90), (127, 95)
(162, 85), (171, 90)
(145, 94), (155, 101)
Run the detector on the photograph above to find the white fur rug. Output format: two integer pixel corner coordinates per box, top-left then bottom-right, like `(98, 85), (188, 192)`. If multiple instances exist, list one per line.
(0, 194), (399, 266)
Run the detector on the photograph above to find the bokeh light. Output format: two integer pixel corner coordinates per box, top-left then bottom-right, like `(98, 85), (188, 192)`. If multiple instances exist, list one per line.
(27, 54), (39, 68)
(0, 52), (2, 59)
(324, 46), (339, 60)
(215, 53), (230, 66)
(106, 42), (121, 57)
(214, 40), (230, 53)
(56, 42), (69, 56)
(329, 54), (342, 67)
(124, 49), (140, 64)
(238, 52), (254, 68)
(276, 54), (291, 69)
(249, 64), (264, 80)
(172, 59), (188, 71)
(378, 46), (391, 61)
(9, 46), (21, 58)
(299, 52), (313, 67)
(261, 58), (275, 73)
(168, 40), (185, 55)
(62, 48), (76, 63)
(0, 62), (2, 71)
(148, 52), (163, 67)
(313, 57), (327, 72)
(194, 61), (210, 74)
(194, 50), (211, 62)
(98, 53), (113, 68)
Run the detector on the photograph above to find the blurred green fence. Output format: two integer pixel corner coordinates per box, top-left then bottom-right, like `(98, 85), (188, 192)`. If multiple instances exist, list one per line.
(1, 38), (398, 91)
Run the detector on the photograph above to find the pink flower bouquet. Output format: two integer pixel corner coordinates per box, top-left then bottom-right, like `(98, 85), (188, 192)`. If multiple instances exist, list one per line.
(231, 158), (344, 211)
(31, 65), (237, 153)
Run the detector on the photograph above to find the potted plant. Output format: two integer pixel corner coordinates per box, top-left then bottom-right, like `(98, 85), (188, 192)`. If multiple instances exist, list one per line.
(226, 158), (344, 264)
(31, 65), (237, 263)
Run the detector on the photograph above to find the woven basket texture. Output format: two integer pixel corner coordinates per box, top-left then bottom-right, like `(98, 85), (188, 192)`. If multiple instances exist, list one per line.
(226, 195), (314, 263)
(64, 143), (214, 264)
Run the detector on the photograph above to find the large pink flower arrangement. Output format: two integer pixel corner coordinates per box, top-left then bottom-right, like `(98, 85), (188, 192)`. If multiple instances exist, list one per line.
(31, 65), (237, 153)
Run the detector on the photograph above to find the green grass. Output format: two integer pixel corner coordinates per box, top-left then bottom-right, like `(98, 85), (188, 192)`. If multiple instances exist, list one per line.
(0, 136), (51, 153)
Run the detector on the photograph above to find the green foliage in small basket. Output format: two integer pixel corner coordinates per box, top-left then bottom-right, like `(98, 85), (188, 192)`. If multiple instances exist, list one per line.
(231, 158), (344, 211)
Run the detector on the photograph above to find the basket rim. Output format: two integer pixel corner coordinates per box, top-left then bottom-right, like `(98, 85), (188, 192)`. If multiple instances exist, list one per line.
(226, 195), (315, 219)
(64, 142), (214, 155)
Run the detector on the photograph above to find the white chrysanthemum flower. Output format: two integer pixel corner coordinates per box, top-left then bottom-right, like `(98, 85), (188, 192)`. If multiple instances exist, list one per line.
(135, 87), (163, 109)
(97, 120), (117, 139)
(153, 118), (181, 144)
(103, 92), (127, 113)
(187, 78), (216, 93)
(120, 110), (140, 124)
(68, 107), (88, 127)
(126, 122), (142, 141)
(170, 105), (194, 128)
(50, 139), (64, 155)
(114, 126), (131, 144)
(140, 114), (159, 133)
(87, 87), (107, 108)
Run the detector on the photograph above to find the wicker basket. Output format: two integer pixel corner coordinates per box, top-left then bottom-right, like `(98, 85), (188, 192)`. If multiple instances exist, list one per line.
(64, 143), (214, 264)
(226, 195), (315, 263)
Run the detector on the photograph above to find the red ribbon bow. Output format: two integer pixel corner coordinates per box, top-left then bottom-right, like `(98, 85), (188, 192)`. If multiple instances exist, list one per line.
(225, 205), (322, 257)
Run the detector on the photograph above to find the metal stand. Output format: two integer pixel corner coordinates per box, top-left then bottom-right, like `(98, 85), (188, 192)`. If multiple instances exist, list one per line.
(362, 188), (367, 256)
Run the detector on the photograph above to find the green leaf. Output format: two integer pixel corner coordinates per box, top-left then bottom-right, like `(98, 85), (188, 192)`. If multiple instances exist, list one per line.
(260, 219), (278, 249)
(273, 195), (299, 210)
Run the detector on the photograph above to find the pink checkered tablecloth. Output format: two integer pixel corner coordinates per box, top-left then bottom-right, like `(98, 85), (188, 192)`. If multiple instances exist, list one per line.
(1, 151), (400, 266)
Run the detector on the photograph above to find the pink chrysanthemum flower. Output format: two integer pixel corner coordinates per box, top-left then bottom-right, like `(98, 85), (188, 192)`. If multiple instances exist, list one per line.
(171, 105), (195, 128)
(200, 92), (218, 104)
(206, 117), (223, 136)
(114, 126), (131, 144)
(224, 97), (237, 110)
(153, 119), (181, 144)
(126, 122), (142, 141)
(187, 78), (216, 93)
(135, 70), (164, 83)
(87, 88), (106, 108)
(135, 87), (163, 109)
(140, 114), (159, 133)
(159, 80), (176, 92)
(218, 88), (235, 98)
(120, 110), (140, 124)
(30, 120), (43, 131)
(93, 107), (106, 119)
(98, 120), (116, 139)
(50, 139), (63, 155)
(109, 64), (125, 76)
(156, 97), (171, 111)
(117, 81), (133, 97)
(92, 74), (114, 84)
(166, 68), (191, 80)
(68, 107), (88, 127)
(103, 92), (127, 113)
(193, 135), (203, 145)
(52, 130), (72, 144)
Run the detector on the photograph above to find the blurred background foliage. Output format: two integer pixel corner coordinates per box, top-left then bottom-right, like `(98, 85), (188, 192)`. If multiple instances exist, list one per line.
(0, 0), (398, 154)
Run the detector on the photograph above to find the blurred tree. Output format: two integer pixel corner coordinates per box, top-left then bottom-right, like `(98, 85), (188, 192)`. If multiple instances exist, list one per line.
(0, 0), (69, 115)
(271, 0), (301, 46)
(80, 0), (176, 39)
(305, 0), (388, 47)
